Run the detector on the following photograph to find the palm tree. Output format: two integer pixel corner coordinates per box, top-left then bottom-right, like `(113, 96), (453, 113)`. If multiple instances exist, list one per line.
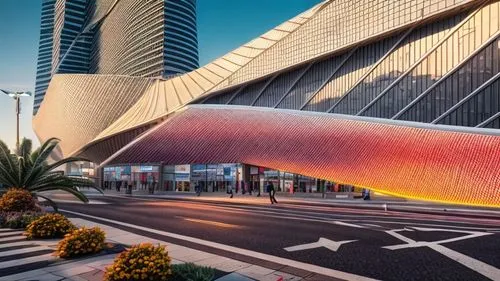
(0, 137), (102, 210)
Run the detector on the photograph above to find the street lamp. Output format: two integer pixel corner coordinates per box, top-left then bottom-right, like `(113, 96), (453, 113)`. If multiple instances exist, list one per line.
(0, 89), (32, 154)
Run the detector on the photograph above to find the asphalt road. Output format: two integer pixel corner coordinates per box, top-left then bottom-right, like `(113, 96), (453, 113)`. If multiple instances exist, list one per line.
(58, 195), (500, 281)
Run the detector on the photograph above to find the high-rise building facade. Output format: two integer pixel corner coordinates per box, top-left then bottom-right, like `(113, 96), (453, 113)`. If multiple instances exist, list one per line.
(34, 0), (56, 112)
(33, 0), (199, 114)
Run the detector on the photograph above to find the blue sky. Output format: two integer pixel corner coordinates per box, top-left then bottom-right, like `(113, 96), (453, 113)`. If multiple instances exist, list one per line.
(0, 0), (320, 150)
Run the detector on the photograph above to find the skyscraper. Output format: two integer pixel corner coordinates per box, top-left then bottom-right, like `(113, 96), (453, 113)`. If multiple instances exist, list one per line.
(33, 0), (199, 114)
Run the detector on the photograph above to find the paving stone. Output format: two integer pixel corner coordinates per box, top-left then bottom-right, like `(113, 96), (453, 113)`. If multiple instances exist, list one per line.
(51, 265), (95, 278)
(215, 272), (257, 281)
(76, 269), (104, 281)
(236, 265), (276, 280)
(20, 272), (63, 281)
(0, 269), (49, 281)
(258, 271), (303, 281)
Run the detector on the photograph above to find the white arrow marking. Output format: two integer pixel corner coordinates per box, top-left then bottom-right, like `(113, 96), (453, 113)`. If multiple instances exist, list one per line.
(284, 238), (357, 252)
(383, 227), (500, 280)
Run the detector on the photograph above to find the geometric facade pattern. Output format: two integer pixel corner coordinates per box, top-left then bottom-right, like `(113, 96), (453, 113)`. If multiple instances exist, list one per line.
(34, 1), (327, 158)
(102, 105), (500, 207)
(34, 0), (199, 114)
(202, 0), (500, 129)
(33, 0), (500, 206)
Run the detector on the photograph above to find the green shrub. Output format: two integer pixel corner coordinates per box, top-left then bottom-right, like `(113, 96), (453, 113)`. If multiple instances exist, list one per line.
(171, 263), (215, 281)
(105, 243), (172, 281)
(0, 189), (40, 212)
(25, 213), (76, 239)
(56, 227), (106, 258)
(1, 211), (43, 229)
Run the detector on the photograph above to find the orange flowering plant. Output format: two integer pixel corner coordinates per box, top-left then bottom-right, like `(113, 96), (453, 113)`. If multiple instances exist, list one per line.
(0, 189), (40, 212)
(25, 213), (76, 239)
(105, 243), (172, 281)
(56, 226), (106, 258)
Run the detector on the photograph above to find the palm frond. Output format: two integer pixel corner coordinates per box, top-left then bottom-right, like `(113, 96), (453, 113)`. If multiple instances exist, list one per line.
(35, 194), (59, 211)
(36, 186), (89, 203)
(45, 157), (90, 172)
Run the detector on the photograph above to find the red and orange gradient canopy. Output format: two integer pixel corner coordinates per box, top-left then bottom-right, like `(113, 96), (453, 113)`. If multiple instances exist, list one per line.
(103, 105), (500, 207)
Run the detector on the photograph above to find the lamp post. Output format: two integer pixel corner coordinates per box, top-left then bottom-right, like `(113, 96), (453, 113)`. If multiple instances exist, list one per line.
(0, 89), (32, 154)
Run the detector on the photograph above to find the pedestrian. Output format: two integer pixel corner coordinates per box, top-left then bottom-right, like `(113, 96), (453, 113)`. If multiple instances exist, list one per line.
(266, 181), (278, 204)
(195, 183), (201, 196)
(227, 185), (234, 198)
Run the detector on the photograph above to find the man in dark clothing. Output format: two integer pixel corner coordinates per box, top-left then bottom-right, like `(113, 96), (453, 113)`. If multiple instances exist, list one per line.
(266, 181), (278, 204)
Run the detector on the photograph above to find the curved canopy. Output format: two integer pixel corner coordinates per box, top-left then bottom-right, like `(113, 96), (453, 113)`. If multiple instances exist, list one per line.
(103, 105), (500, 207)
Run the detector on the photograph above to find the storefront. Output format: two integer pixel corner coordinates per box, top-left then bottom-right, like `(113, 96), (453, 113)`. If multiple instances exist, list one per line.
(102, 163), (363, 196)
(103, 164), (159, 192)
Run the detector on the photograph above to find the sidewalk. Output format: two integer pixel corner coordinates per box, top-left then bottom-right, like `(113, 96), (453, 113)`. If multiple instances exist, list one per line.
(86, 189), (500, 219)
(0, 218), (327, 281)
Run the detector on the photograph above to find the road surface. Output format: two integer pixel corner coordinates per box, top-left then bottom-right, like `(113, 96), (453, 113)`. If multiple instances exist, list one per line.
(57, 195), (500, 281)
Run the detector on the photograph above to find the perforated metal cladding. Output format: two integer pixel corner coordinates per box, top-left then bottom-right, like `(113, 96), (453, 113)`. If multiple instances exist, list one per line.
(362, 3), (500, 118)
(229, 79), (271, 105)
(438, 77), (500, 126)
(254, 67), (305, 107)
(33, 74), (154, 156)
(79, 125), (153, 164)
(218, 0), (479, 90)
(203, 90), (236, 105)
(326, 14), (462, 115)
(276, 57), (342, 110)
(106, 106), (500, 207)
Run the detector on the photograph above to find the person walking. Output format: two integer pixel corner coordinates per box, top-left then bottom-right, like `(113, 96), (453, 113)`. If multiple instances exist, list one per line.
(227, 185), (234, 199)
(266, 181), (278, 204)
(195, 182), (201, 196)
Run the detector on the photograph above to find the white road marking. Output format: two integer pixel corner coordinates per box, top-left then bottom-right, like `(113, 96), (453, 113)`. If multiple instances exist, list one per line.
(0, 236), (25, 243)
(61, 209), (378, 281)
(0, 241), (38, 249)
(429, 244), (500, 281)
(383, 227), (500, 280)
(0, 231), (24, 237)
(0, 253), (54, 269)
(0, 245), (51, 257)
(361, 224), (383, 228)
(284, 238), (357, 252)
(330, 221), (366, 228)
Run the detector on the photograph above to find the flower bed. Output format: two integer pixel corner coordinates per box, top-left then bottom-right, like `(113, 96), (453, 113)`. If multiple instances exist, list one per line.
(56, 226), (106, 258)
(0, 189), (40, 212)
(0, 211), (43, 229)
(105, 243), (172, 281)
(25, 213), (76, 239)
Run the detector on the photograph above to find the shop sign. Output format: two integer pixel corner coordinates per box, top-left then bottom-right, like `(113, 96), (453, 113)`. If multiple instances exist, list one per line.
(175, 164), (190, 174)
(223, 167), (234, 181)
(191, 164), (206, 172)
(121, 166), (131, 175)
(207, 164), (218, 169)
(115, 167), (121, 179)
(104, 166), (115, 172)
(175, 173), (190, 181)
(140, 165), (154, 172)
(163, 165), (175, 173)
(264, 170), (279, 177)
(250, 167), (259, 175)
(216, 167), (224, 175)
(131, 166), (141, 173)
(191, 173), (205, 181)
